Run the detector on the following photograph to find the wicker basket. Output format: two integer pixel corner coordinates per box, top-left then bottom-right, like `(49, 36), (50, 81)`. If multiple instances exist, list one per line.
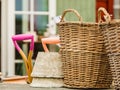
(99, 7), (120, 89)
(100, 21), (120, 53)
(107, 53), (120, 89)
(59, 49), (112, 88)
(58, 9), (104, 53)
(57, 9), (112, 88)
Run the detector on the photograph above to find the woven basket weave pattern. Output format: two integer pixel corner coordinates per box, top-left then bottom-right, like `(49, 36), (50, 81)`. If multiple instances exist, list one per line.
(57, 9), (112, 88)
(100, 21), (120, 89)
(100, 22), (120, 53)
(58, 23), (104, 52)
(108, 53), (120, 88)
(59, 49), (112, 88)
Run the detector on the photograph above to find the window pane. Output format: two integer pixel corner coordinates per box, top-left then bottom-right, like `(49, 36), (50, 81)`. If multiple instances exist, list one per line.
(34, 15), (48, 35)
(114, 9), (120, 19)
(34, 0), (48, 11)
(15, 15), (30, 34)
(15, 63), (26, 75)
(15, 15), (30, 61)
(15, 0), (30, 11)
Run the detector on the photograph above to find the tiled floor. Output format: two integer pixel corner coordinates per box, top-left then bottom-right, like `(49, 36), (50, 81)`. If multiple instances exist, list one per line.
(0, 83), (115, 90)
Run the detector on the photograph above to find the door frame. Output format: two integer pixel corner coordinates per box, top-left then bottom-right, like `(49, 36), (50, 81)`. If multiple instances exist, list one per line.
(1, 0), (9, 76)
(1, 0), (15, 76)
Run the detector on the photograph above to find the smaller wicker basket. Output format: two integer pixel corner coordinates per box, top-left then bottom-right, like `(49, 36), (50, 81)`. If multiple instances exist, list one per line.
(108, 53), (120, 89)
(99, 7), (120, 89)
(100, 21), (120, 54)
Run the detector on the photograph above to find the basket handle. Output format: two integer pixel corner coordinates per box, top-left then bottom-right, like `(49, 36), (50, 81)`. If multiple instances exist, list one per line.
(41, 37), (60, 52)
(60, 9), (82, 22)
(98, 7), (111, 23)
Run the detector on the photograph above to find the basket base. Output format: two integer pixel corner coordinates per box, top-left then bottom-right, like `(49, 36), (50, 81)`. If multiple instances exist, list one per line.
(64, 82), (112, 89)
(64, 84), (111, 89)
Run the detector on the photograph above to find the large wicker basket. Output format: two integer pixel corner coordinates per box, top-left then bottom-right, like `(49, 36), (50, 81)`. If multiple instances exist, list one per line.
(57, 9), (112, 88)
(99, 7), (120, 89)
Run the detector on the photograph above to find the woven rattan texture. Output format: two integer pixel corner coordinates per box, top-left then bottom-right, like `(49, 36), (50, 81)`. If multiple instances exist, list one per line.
(108, 53), (120, 89)
(58, 23), (104, 52)
(100, 21), (120, 89)
(57, 9), (112, 88)
(59, 49), (112, 88)
(100, 22), (120, 53)
(57, 23), (112, 87)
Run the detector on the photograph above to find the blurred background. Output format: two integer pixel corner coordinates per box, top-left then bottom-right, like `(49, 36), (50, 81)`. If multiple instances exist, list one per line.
(0, 0), (119, 77)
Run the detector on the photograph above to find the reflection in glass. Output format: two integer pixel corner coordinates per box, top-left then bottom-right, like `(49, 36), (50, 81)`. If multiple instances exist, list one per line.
(34, 15), (48, 35)
(15, 15), (30, 34)
(34, 0), (48, 11)
(15, 0), (30, 11)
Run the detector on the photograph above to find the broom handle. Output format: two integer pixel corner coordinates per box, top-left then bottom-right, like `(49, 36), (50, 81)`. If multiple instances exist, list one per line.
(60, 9), (82, 22)
(98, 7), (111, 23)
(41, 38), (60, 52)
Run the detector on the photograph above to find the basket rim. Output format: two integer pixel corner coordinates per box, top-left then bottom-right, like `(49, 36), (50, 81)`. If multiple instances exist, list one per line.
(99, 19), (120, 25)
(57, 21), (98, 25)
